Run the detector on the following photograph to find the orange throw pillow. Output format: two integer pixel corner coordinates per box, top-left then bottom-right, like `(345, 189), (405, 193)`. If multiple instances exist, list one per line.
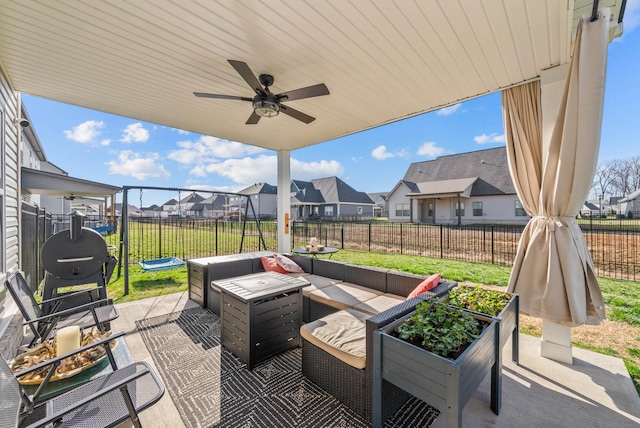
(406, 273), (442, 299)
(261, 256), (288, 274)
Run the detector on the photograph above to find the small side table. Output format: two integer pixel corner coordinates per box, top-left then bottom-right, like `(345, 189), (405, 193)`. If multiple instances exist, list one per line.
(212, 271), (309, 369)
(291, 247), (340, 258)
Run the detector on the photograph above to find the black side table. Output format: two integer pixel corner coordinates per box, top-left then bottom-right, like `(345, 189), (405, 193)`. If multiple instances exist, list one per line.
(212, 272), (309, 369)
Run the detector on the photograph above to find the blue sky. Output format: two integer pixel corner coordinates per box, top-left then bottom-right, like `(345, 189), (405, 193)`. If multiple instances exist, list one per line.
(22, 3), (640, 207)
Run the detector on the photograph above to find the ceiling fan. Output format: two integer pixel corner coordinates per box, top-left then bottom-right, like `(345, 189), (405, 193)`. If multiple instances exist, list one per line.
(194, 60), (329, 125)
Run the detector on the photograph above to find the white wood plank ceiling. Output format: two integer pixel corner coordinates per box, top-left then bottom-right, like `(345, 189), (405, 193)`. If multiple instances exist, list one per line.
(0, 0), (625, 151)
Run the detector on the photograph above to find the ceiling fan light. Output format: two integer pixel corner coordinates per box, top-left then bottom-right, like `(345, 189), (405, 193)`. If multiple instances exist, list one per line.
(253, 99), (280, 118)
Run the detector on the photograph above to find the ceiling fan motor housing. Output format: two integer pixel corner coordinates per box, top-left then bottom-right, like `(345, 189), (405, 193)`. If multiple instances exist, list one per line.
(253, 94), (280, 117)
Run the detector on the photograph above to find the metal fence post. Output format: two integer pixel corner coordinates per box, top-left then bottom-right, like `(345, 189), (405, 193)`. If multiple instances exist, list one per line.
(440, 225), (443, 259)
(491, 225), (495, 265)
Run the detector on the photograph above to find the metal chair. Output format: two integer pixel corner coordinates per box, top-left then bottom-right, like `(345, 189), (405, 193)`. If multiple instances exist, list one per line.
(5, 272), (119, 346)
(0, 332), (164, 428)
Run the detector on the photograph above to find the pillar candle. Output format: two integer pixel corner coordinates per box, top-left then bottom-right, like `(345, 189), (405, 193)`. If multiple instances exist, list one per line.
(56, 325), (81, 357)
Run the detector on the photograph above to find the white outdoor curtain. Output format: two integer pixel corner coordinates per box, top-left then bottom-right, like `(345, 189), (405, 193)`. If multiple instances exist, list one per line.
(503, 9), (610, 327)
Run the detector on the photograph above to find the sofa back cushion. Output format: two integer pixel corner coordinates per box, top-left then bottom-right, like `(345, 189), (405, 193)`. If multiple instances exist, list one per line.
(386, 271), (428, 297)
(312, 258), (346, 281)
(286, 254), (312, 273)
(209, 259), (254, 281)
(343, 264), (387, 293)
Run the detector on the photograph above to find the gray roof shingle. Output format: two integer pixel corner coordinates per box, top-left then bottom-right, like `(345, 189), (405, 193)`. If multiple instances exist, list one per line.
(403, 147), (515, 196)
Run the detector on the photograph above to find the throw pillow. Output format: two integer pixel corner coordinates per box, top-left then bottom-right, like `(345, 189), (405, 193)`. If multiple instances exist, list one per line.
(406, 273), (442, 299)
(260, 256), (288, 274)
(273, 253), (304, 273)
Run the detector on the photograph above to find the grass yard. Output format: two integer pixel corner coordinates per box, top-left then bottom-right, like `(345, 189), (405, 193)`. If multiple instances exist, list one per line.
(105, 249), (640, 394)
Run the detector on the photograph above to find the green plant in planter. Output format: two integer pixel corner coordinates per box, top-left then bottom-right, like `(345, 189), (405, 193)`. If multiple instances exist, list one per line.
(394, 299), (481, 359)
(448, 285), (511, 316)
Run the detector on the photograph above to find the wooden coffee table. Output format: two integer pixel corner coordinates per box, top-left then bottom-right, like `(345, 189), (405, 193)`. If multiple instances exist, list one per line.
(212, 271), (309, 369)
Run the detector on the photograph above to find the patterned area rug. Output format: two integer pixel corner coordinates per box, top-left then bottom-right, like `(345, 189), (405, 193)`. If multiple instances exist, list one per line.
(136, 307), (439, 427)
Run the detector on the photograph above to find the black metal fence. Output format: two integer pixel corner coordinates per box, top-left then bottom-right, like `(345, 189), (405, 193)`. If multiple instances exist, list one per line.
(41, 213), (639, 281)
(291, 221), (640, 281)
(21, 202), (53, 291)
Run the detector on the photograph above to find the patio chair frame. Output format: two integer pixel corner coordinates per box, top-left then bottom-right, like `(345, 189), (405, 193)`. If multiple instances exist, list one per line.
(0, 331), (165, 428)
(5, 272), (118, 346)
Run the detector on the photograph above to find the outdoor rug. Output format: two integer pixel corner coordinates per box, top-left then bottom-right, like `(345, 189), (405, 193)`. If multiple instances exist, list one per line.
(136, 307), (439, 427)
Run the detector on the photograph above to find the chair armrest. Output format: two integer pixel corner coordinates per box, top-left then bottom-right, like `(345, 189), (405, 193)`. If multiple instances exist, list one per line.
(38, 287), (103, 306)
(26, 299), (112, 325)
(23, 363), (153, 428)
(14, 331), (126, 378)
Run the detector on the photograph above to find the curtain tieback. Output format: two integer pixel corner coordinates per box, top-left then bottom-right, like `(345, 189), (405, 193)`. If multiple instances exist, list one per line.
(531, 216), (575, 232)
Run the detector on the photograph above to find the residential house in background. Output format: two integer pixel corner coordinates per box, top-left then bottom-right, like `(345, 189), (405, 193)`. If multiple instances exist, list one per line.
(618, 189), (640, 218)
(387, 147), (527, 225)
(190, 194), (227, 218)
(291, 176), (375, 221)
(580, 201), (601, 217)
(238, 183), (278, 219)
(367, 192), (389, 218)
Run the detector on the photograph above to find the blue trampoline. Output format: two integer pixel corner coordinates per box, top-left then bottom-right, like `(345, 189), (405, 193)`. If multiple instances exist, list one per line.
(138, 256), (186, 272)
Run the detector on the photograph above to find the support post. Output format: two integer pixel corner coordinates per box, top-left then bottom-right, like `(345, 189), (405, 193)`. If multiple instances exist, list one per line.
(277, 150), (291, 253)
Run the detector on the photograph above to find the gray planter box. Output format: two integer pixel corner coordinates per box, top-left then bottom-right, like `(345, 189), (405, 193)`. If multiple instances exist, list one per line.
(437, 291), (520, 414)
(372, 310), (499, 428)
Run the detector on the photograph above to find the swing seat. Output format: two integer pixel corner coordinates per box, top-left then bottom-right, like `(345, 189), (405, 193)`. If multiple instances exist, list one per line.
(139, 256), (186, 271)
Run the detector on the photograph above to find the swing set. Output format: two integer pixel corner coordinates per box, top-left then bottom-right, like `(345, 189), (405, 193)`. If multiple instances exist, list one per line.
(117, 185), (266, 295)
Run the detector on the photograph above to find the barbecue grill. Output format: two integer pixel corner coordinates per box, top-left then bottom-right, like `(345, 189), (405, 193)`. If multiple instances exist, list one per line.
(41, 211), (117, 314)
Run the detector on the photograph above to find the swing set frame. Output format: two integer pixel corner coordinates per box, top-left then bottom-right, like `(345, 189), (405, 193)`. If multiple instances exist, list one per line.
(117, 185), (267, 295)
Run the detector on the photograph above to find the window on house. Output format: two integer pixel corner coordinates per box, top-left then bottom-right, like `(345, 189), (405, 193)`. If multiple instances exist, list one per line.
(395, 203), (410, 217)
(357, 206), (363, 215)
(515, 200), (527, 216)
(455, 202), (465, 217)
(473, 201), (483, 216)
(324, 206), (334, 216)
(427, 203), (434, 217)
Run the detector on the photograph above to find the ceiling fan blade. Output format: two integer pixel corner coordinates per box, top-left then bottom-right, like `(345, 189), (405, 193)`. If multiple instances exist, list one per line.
(228, 60), (264, 95)
(245, 111), (261, 125)
(193, 92), (252, 101)
(280, 105), (315, 124)
(277, 83), (329, 102)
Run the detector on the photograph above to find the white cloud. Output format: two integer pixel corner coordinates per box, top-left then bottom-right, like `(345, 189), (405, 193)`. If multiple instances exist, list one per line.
(106, 150), (170, 180)
(188, 154), (344, 185)
(417, 142), (445, 157)
(64, 120), (107, 145)
(120, 122), (149, 143)
(371, 145), (395, 160)
(474, 133), (505, 144)
(291, 158), (344, 181)
(436, 103), (462, 116)
(168, 136), (264, 164)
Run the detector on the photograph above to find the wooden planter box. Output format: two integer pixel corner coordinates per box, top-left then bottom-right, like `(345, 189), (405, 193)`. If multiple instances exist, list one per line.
(372, 310), (499, 428)
(438, 291), (519, 414)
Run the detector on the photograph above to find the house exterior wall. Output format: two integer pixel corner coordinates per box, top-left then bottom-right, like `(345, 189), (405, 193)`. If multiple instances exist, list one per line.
(430, 195), (530, 225)
(247, 194), (277, 219)
(0, 66), (22, 356)
(387, 182), (412, 222)
(337, 202), (374, 219)
(388, 178), (529, 225)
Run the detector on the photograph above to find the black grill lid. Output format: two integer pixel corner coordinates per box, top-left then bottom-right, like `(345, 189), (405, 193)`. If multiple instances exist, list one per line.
(41, 211), (110, 280)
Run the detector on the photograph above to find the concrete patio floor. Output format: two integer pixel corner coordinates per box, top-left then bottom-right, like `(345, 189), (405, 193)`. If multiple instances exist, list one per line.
(113, 292), (640, 428)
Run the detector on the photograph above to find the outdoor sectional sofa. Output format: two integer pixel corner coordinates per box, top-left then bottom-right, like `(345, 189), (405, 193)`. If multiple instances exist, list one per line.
(187, 250), (457, 423)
